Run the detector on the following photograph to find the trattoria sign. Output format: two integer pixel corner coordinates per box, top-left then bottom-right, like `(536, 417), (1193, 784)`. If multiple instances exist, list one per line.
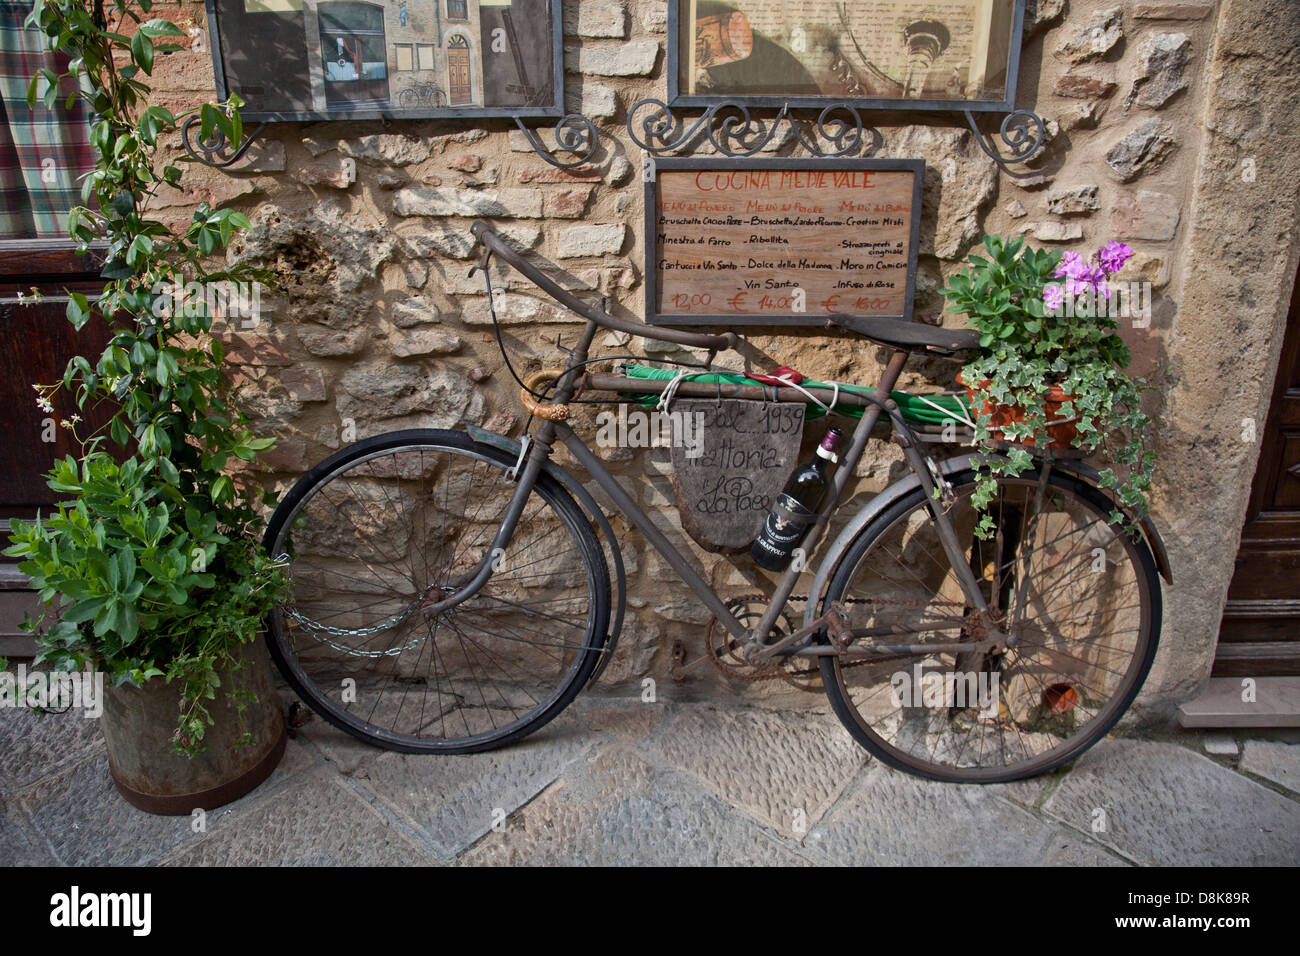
(645, 158), (924, 327)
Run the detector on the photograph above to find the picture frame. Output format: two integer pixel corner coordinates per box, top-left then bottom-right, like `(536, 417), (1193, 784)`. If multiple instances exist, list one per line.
(645, 157), (924, 328)
(668, 0), (1027, 114)
(203, 0), (565, 122)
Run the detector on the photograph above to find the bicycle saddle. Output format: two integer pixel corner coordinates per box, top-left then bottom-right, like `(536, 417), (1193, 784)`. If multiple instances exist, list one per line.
(825, 314), (981, 356)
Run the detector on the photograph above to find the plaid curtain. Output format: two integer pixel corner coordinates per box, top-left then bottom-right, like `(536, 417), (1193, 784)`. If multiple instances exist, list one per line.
(0, 0), (94, 239)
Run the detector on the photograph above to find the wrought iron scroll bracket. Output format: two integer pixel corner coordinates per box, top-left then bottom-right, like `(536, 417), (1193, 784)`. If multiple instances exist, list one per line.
(626, 98), (875, 158)
(962, 108), (1048, 177)
(181, 114), (269, 169)
(513, 114), (600, 169)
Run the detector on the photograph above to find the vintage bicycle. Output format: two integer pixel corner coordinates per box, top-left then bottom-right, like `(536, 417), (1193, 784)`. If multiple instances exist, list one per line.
(396, 84), (447, 109)
(262, 220), (1171, 783)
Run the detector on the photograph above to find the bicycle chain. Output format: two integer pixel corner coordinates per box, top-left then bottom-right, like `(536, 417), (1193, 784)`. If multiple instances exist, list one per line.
(704, 594), (985, 682)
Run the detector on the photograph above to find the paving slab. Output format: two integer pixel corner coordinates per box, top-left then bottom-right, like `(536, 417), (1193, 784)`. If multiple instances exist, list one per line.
(17, 739), (317, 866)
(1038, 829), (1134, 866)
(347, 709), (594, 859)
(803, 764), (1063, 865)
(0, 795), (56, 865)
(1238, 740), (1300, 795)
(0, 706), (106, 793)
(643, 702), (866, 837)
(571, 693), (670, 743)
(163, 769), (435, 866)
(461, 744), (814, 866)
(1042, 739), (1300, 865)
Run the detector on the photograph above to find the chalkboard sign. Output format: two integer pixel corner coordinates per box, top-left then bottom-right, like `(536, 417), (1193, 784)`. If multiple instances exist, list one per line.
(645, 158), (923, 327)
(669, 399), (806, 552)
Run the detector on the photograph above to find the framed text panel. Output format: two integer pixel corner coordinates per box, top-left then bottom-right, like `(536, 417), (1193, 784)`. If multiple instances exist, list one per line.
(646, 157), (924, 328)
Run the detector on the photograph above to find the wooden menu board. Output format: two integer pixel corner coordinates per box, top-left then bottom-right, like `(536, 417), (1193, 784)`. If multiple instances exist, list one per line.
(645, 158), (923, 327)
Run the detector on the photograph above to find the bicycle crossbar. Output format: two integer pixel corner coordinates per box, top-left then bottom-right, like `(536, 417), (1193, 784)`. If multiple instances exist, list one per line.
(580, 373), (878, 411)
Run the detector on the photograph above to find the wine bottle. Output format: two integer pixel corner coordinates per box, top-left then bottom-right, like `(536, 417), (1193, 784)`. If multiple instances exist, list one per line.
(750, 428), (844, 571)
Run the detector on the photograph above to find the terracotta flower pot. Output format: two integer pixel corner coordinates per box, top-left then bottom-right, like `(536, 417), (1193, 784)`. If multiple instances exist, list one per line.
(98, 637), (286, 815)
(959, 374), (1079, 451)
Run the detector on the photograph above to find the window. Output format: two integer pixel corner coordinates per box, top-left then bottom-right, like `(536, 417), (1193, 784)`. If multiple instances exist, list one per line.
(446, 0), (467, 21)
(393, 43), (414, 71)
(416, 43), (436, 71)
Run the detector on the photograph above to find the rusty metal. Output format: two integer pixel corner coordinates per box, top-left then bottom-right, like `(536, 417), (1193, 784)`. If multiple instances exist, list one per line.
(669, 639), (691, 683)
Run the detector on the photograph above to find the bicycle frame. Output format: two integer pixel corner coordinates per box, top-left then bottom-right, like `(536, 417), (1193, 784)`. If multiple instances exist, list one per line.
(425, 228), (1011, 663)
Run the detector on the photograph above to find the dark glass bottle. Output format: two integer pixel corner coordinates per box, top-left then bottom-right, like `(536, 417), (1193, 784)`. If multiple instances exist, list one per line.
(750, 428), (844, 571)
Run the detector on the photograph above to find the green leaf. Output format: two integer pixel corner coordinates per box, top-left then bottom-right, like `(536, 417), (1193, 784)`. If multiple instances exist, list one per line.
(131, 30), (154, 74)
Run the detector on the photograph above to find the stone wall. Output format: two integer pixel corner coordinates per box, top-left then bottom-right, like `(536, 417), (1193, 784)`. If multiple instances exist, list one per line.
(138, 0), (1300, 716)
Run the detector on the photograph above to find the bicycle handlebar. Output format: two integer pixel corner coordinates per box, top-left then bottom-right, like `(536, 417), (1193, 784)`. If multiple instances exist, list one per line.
(470, 220), (739, 354)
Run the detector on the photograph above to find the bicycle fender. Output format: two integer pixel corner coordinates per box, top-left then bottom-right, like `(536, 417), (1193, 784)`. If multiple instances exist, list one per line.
(802, 453), (1171, 630)
(467, 426), (627, 683)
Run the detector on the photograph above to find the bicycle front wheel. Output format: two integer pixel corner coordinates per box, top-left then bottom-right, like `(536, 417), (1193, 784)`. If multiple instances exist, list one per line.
(820, 467), (1161, 783)
(264, 429), (611, 753)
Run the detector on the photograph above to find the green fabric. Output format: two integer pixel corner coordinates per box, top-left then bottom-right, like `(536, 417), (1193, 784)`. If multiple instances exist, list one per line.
(619, 365), (971, 426)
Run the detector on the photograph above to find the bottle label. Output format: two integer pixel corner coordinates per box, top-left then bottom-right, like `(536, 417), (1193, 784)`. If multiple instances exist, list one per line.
(755, 493), (815, 557)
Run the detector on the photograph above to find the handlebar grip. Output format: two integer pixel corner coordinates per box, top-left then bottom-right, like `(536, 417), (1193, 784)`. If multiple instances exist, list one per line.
(470, 220), (737, 354)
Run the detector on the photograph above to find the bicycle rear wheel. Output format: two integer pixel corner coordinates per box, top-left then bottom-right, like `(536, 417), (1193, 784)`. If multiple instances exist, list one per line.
(264, 429), (611, 753)
(819, 467), (1161, 783)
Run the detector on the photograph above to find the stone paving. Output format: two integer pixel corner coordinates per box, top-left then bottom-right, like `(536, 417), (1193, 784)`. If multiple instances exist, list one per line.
(2, 684), (1299, 866)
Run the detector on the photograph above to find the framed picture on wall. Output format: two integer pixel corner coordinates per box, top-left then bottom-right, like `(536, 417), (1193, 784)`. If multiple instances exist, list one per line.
(203, 0), (564, 121)
(669, 0), (1027, 113)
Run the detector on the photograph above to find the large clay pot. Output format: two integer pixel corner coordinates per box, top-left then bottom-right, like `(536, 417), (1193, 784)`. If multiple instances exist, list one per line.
(99, 637), (286, 815)
(959, 375), (1079, 451)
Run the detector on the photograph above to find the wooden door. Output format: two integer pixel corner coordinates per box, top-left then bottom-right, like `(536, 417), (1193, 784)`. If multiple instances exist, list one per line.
(448, 40), (472, 105)
(0, 279), (113, 522)
(1215, 265), (1300, 676)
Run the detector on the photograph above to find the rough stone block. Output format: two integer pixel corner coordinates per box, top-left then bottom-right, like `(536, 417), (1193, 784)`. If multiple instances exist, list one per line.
(280, 366), (328, 402)
(1105, 119), (1177, 181)
(1047, 184), (1101, 215)
(1134, 2), (1213, 19)
(340, 134), (432, 166)
(390, 297), (441, 328)
(569, 41), (660, 77)
(1125, 33), (1192, 109)
(390, 328), (463, 358)
(1056, 7), (1125, 62)
(563, 0), (626, 39)
(556, 223), (626, 258)
(545, 186), (595, 219)
(1111, 189), (1181, 240)
(394, 187), (544, 219)
(1022, 221), (1085, 242)
(297, 159), (353, 189)
(1054, 72), (1119, 99)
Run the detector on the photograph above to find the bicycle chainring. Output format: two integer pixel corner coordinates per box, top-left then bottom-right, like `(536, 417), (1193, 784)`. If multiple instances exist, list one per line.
(705, 594), (820, 684)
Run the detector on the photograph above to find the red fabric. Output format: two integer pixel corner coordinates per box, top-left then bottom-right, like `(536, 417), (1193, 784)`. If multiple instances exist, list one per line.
(748, 366), (803, 387)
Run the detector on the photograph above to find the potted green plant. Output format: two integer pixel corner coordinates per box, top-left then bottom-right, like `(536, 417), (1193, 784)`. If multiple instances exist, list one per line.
(3, 0), (288, 812)
(941, 235), (1156, 538)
